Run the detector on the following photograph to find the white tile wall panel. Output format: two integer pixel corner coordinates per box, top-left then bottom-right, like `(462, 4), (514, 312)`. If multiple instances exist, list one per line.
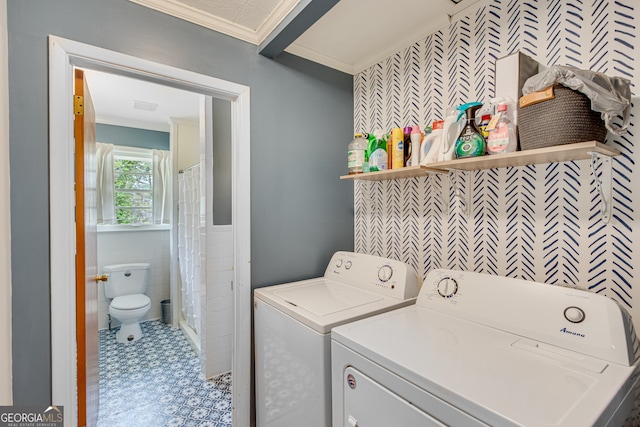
(205, 225), (234, 378)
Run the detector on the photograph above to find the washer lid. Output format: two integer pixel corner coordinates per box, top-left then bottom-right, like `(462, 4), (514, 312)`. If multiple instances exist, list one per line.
(255, 278), (416, 334)
(273, 281), (381, 316)
(111, 294), (151, 310)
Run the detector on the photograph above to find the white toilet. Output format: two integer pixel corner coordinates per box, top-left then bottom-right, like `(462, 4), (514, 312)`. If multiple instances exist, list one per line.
(103, 263), (152, 343)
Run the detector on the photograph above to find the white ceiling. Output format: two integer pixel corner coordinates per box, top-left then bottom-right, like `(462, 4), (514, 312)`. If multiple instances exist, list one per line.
(286, 0), (480, 74)
(129, 0), (480, 75)
(83, 68), (201, 132)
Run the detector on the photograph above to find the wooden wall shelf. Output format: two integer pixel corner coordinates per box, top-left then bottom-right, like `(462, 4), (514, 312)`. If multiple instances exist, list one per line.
(340, 141), (619, 181)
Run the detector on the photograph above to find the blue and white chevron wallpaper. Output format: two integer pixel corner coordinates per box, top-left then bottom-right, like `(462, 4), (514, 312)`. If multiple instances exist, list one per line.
(354, 0), (639, 328)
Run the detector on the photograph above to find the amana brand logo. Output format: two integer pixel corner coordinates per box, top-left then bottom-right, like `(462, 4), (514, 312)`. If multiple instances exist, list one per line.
(560, 327), (585, 338)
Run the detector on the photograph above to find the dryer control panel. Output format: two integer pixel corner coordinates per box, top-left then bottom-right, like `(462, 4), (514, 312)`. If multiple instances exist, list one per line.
(418, 269), (639, 366)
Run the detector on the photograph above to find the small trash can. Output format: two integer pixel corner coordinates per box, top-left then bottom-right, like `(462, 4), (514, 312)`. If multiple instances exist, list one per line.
(161, 299), (171, 325)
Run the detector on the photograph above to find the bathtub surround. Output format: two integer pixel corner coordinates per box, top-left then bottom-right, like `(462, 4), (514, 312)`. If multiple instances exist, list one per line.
(353, 0), (640, 331)
(98, 320), (232, 426)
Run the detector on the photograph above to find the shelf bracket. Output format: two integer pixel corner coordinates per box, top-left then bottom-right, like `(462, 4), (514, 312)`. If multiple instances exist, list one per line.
(451, 170), (471, 217)
(588, 151), (613, 224)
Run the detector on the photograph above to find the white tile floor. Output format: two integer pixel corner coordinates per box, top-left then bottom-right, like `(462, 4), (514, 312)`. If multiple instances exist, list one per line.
(98, 320), (232, 427)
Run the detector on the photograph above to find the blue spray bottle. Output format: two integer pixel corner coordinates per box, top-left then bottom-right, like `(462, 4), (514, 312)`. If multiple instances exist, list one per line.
(454, 102), (485, 158)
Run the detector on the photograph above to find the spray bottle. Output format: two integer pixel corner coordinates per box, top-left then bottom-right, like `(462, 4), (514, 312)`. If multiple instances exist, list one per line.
(454, 102), (485, 158)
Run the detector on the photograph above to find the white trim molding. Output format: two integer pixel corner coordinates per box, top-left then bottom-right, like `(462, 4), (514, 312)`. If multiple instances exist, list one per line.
(49, 36), (251, 426)
(0, 0), (12, 405)
(128, 0), (299, 46)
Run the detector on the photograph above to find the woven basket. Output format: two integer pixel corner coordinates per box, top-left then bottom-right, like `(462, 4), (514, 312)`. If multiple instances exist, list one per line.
(517, 84), (607, 150)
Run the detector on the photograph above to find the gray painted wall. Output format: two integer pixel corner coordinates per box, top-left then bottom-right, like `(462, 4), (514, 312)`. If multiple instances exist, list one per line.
(213, 98), (232, 226)
(96, 123), (170, 150)
(7, 0), (353, 404)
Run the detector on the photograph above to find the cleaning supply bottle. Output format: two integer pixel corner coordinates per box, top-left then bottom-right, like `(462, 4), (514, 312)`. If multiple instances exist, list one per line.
(347, 133), (368, 174)
(390, 127), (404, 169)
(408, 126), (422, 166)
(441, 106), (468, 161)
(486, 103), (517, 155)
(454, 102), (485, 158)
(367, 130), (388, 172)
(403, 126), (412, 166)
(420, 121), (443, 165)
(479, 114), (492, 140)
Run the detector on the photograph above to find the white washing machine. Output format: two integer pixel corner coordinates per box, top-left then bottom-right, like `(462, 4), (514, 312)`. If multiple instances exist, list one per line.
(332, 269), (640, 427)
(254, 251), (420, 427)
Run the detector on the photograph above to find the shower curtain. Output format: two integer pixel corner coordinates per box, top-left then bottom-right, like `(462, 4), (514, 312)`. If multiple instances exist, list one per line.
(178, 164), (203, 336)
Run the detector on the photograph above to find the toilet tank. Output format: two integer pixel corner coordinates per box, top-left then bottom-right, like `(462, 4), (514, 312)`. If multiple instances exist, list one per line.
(102, 263), (150, 299)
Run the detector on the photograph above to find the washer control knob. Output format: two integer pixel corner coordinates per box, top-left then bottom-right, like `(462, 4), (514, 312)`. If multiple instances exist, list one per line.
(336, 259), (343, 268)
(345, 261), (352, 270)
(378, 265), (393, 282)
(437, 277), (458, 298)
(564, 306), (585, 323)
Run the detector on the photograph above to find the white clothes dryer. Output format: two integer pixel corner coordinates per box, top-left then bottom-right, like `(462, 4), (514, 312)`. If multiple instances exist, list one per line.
(254, 251), (420, 427)
(332, 269), (640, 427)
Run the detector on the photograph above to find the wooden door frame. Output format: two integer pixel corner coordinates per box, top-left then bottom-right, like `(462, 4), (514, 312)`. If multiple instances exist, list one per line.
(49, 36), (252, 427)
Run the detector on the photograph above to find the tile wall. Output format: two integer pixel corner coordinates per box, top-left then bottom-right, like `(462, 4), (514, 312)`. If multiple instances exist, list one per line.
(204, 225), (234, 377)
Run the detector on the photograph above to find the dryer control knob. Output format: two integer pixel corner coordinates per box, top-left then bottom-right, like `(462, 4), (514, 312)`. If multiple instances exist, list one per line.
(437, 277), (458, 298)
(378, 265), (393, 282)
(336, 259), (343, 268)
(564, 306), (585, 323)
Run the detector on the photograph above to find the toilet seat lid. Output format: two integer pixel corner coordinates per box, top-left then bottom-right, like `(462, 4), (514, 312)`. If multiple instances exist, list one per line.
(111, 294), (151, 310)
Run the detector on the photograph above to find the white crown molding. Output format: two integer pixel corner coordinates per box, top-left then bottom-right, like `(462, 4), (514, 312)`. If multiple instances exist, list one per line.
(254, 0), (300, 45)
(128, 0), (300, 46)
(128, 0), (260, 44)
(285, 42), (355, 75)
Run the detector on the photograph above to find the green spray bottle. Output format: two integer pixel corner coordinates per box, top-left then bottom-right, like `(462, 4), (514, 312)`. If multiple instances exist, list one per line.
(454, 102), (485, 158)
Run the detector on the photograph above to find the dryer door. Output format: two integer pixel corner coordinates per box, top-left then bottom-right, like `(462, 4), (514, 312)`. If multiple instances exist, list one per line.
(342, 366), (446, 427)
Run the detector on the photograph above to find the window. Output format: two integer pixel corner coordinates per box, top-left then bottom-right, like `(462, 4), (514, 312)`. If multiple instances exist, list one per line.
(113, 147), (153, 224)
(97, 144), (170, 227)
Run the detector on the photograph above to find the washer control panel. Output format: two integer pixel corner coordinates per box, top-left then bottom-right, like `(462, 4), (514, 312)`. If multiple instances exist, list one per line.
(325, 251), (419, 300)
(436, 277), (458, 298)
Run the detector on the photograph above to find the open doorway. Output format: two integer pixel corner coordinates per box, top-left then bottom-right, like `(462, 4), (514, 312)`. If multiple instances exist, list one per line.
(49, 36), (251, 427)
(81, 68), (236, 423)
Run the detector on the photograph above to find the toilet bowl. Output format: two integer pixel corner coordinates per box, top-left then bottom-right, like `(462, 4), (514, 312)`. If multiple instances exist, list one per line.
(103, 263), (152, 343)
(109, 294), (151, 343)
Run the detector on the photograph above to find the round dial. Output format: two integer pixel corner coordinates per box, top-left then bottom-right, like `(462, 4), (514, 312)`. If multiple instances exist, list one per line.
(345, 261), (352, 270)
(378, 265), (393, 282)
(335, 259), (343, 268)
(564, 306), (585, 323)
(437, 277), (458, 298)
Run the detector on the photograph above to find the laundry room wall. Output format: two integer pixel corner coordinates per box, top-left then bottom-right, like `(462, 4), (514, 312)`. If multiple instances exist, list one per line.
(353, 0), (640, 330)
